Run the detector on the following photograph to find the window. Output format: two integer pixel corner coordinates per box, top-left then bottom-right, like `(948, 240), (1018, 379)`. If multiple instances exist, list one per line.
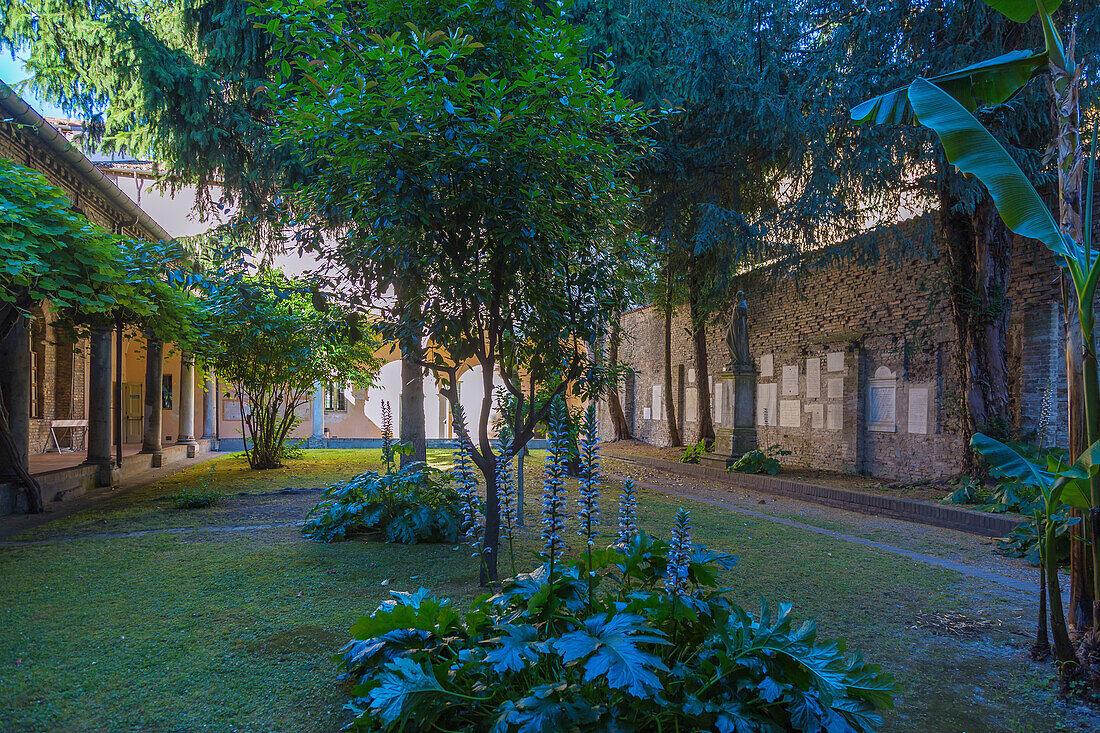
(324, 384), (346, 412)
(162, 374), (173, 410)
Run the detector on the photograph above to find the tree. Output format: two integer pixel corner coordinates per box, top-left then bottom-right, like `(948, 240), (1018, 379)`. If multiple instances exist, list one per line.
(199, 268), (381, 469)
(854, 0), (1100, 671)
(0, 157), (200, 510)
(257, 0), (647, 582)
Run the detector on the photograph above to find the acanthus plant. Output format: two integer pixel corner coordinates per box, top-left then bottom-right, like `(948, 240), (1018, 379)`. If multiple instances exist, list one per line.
(337, 516), (897, 732)
(450, 403), (485, 569)
(540, 397), (571, 577)
(380, 399), (395, 473)
(494, 397), (519, 577)
(617, 478), (638, 544)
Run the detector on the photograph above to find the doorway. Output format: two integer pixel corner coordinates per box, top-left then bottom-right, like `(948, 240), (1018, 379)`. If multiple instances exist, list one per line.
(124, 382), (143, 443)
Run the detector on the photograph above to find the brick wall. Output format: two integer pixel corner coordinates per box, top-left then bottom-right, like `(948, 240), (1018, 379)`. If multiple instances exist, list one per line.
(604, 215), (1067, 482)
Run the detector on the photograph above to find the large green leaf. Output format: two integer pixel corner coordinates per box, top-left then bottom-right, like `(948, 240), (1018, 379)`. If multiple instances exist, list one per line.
(1050, 438), (1100, 510)
(907, 78), (1078, 266)
(970, 433), (1058, 489)
(851, 51), (1047, 125)
(979, 0), (1062, 23)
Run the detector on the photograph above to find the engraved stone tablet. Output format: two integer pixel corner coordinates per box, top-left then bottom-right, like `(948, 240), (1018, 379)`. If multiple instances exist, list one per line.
(688, 368), (696, 384)
(868, 367), (897, 432)
(779, 400), (800, 427)
(224, 400), (244, 421)
(827, 378), (843, 399)
(808, 403), (824, 429)
(827, 352), (844, 372)
(760, 353), (774, 378)
(685, 387), (698, 423)
(782, 365), (799, 396)
(757, 382), (777, 426)
(651, 385), (663, 421)
(907, 386), (930, 434)
(806, 357), (820, 398)
(644, 406), (652, 420)
(714, 380), (724, 425)
(826, 403), (842, 430)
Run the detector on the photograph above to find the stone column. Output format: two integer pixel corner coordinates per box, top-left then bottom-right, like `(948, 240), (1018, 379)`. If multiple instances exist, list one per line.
(311, 382), (325, 446)
(84, 326), (116, 485)
(141, 336), (164, 465)
(202, 375), (216, 439)
(177, 351), (197, 454)
(0, 319), (31, 473)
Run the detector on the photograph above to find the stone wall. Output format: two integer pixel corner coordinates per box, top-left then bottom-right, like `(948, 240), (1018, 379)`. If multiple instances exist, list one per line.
(603, 216), (1067, 482)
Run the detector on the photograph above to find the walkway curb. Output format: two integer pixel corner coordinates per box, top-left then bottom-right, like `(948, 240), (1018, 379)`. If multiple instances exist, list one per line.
(606, 453), (1024, 538)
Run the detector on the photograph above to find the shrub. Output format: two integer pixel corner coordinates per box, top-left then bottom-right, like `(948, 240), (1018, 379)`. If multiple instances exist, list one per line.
(996, 508), (1078, 566)
(169, 487), (220, 509)
(336, 529), (896, 732)
(303, 462), (463, 544)
(678, 438), (708, 464)
(729, 444), (789, 475)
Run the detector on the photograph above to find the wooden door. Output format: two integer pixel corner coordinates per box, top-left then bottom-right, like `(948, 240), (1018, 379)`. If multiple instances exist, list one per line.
(124, 382), (143, 443)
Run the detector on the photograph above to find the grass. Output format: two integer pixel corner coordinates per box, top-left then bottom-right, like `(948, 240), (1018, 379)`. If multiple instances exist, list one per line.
(0, 449), (1089, 732)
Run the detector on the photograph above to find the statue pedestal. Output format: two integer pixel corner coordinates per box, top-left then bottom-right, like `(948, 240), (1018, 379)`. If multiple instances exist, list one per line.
(701, 367), (758, 471)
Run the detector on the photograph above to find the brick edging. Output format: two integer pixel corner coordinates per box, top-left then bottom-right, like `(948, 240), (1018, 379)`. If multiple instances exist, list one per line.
(606, 454), (1024, 538)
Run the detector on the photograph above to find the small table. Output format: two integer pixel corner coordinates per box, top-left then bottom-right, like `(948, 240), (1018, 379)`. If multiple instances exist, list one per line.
(44, 419), (88, 454)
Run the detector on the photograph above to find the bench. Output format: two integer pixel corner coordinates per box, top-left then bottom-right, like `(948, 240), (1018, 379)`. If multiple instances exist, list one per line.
(44, 419), (88, 454)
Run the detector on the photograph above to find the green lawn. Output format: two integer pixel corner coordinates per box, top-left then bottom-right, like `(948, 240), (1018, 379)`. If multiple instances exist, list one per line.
(0, 450), (1087, 732)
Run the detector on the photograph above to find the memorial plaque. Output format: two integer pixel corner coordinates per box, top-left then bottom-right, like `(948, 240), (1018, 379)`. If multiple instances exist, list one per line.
(827, 351), (844, 372)
(723, 380), (736, 427)
(685, 387), (698, 423)
(223, 399), (247, 421)
(760, 353), (774, 378)
(827, 377), (843, 399)
(688, 368), (696, 384)
(808, 403), (824, 430)
(651, 385), (663, 421)
(757, 382), (778, 426)
(782, 364), (799, 396)
(868, 367), (897, 432)
(806, 357), (820, 398)
(907, 387), (930, 434)
(714, 381), (723, 425)
(826, 403), (842, 430)
(779, 399), (800, 428)
(644, 407), (652, 420)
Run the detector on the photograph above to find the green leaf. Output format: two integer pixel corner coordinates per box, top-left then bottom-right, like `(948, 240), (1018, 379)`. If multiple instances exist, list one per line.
(554, 613), (669, 697)
(907, 77), (1077, 269)
(1049, 438), (1100, 509)
(970, 433), (1057, 489)
(978, 0), (1062, 23)
(851, 50), (1047, 125)
(367, 657), (451, 727)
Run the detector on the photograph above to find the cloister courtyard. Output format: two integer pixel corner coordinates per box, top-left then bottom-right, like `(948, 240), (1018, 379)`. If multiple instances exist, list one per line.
(0, 448), (1094, 731)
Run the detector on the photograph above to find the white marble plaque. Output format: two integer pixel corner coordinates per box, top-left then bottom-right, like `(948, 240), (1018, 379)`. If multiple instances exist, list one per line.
(826, 403), (842, 430)
(688, 368), (696, 384)
(907, 387), (930, 434)
(223, 399), (246, 421)
(807, 403), (824, 430)
(714, 381), (724, 426)
(685, 387), (698, 423)
(806, 357), (820, 399)
(759, 353), (774, 378)
(782, 365), (799, 396)
(651, 385), (663, 421)
(827, 351), (844, 372)
(827, 378), (844, 399)
(643, 407), (652, 421)
(757, 382), (778, 426)
(868, 367), (897, 432)
(779, 400), (800, 428)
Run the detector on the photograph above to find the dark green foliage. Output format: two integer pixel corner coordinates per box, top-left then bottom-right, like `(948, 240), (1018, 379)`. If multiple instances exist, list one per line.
(303, 463), (462, 545)
(167, 464), (220, 508)
(336, 533), (895, 732)
(730, 445), (790, 476)
(679, 439), (708, 464)
(996, 510), (1078, 566)
(941, 476), (984, 506)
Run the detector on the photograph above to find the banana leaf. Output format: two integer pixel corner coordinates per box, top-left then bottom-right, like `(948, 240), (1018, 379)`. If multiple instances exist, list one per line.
(978, 0), (1063, 24)
(906, 77), (1083, 272)
(851, 50), (1047, 125)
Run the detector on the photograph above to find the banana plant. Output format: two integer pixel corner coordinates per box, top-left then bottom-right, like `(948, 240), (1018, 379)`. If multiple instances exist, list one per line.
(971, 433), (1099, 668)
(852, 0), (1100, 640)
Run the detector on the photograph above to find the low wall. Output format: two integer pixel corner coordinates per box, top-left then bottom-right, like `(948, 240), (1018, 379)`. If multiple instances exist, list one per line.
(214, 437), (551, 452)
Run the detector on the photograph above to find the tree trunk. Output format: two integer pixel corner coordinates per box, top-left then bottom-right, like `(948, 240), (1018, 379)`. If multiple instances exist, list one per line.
(606, 313), (632, 440)
(939, 190), (1013, 461)
(400, 357), (426, 466)
(480, 463), (500, 586)
(1065, 284), (1093, 634)
(395, 277), (427, 467)
(663, 267), (682, 447)
(688, 260), (714, 449)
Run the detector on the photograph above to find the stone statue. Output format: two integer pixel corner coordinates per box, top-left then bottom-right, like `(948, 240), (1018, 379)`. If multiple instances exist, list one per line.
(726, 290), (750, 370)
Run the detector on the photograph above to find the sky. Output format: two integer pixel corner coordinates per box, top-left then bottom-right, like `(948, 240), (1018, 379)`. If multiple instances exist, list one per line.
(0, 47), (70, 118)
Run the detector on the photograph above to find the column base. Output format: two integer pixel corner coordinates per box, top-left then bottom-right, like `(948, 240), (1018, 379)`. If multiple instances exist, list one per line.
(140, 450), (165, 467)
(83, 460), (119, 487)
